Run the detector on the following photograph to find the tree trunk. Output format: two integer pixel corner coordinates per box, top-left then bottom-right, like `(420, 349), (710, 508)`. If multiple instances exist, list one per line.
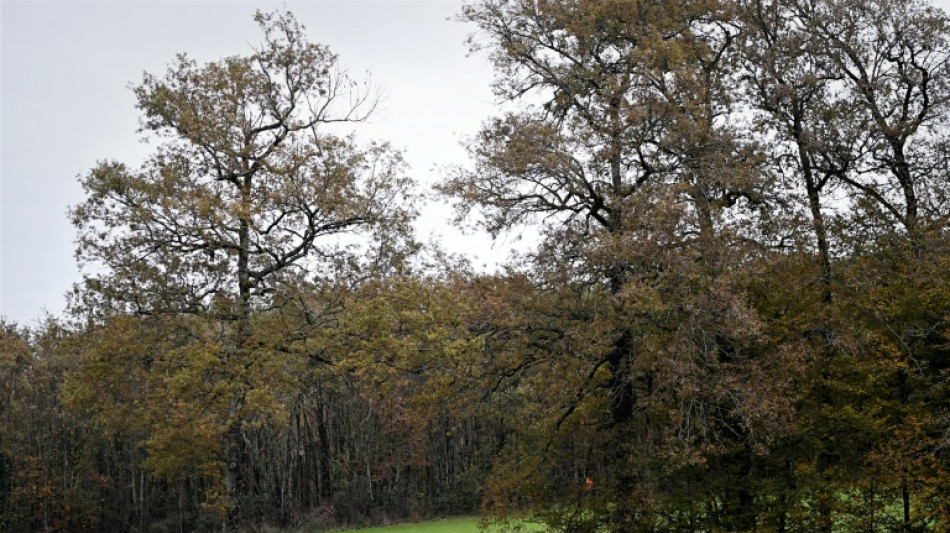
(226, 176), (254, 533)
(225, 412), (245, 532)
(317, 403), (333, 501)
(795, 128), (833, 305)
(887, 138), (919, 238)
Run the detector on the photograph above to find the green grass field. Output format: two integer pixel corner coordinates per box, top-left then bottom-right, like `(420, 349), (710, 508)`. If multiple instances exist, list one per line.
(341, 517), (544, 532)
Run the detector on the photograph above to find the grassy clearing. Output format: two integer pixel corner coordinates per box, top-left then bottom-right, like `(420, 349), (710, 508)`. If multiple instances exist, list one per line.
(337, 516), (545, 532)
(346, 517), (481, 532)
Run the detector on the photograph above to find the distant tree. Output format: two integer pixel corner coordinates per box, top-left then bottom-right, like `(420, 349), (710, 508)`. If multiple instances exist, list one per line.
(0, 320), (104, 532)
(70, 11), (416, 531)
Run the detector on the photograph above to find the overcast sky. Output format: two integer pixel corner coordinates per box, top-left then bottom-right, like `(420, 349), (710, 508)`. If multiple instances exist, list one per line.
(3, 0), (950, 326)
(1, 0), (505, 325)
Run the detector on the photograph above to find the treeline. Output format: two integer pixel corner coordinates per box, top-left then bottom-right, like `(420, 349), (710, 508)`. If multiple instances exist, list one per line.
(3, 0), (950, 532)
(2, 247), (948, 532)
(0, 284), (501, 532)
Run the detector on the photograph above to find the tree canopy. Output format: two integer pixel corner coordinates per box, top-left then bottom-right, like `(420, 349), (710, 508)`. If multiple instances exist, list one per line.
(1, 2), (949, 533)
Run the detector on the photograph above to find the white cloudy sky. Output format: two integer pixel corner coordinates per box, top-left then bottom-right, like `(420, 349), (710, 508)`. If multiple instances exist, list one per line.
(2, 0), (505, 325)
(3, 0), (950, 325)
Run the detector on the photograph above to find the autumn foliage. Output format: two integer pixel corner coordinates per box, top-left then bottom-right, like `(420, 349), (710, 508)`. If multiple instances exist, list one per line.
(2, 1), (950, 532)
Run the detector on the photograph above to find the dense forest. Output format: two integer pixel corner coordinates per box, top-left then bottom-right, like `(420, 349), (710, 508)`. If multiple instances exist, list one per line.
(2, 0), (949, 532)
